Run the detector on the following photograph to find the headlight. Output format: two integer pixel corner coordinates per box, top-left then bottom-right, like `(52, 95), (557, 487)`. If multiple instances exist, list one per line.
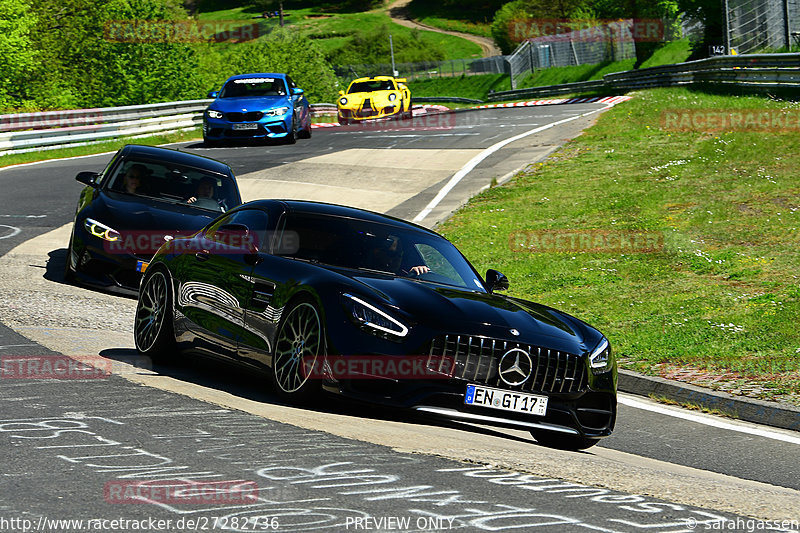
(84, 218), (120, 242)
(343, 293), (408, 338)
(265, 106), (290, 117)
(206, 109), (223, 119)
(588, 338), (612, 372)
(339, 97), (348, 106)
(388, 93), (397, 101)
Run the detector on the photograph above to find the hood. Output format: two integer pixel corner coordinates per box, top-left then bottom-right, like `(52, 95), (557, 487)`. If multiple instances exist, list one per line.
(91, 191), (217, 234)
(210, 96), (289, 113)
(347, 274), (599, 354)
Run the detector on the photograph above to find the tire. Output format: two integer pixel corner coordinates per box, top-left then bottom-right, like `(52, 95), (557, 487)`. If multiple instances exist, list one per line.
(298, 120), (312, 139)
(203, 137), (219, 148)
(338, 117), (349, 126)
(530, 430), (600, 451)
(63, 233), (76, 284)
(270, 296), (324, 403)
(284, 115), (297, 145)
(134, 268), (176, 363)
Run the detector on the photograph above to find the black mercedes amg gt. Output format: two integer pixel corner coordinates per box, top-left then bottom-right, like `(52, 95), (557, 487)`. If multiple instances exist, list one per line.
(134, 200), (616, 449)
(65, 144), (242, 294)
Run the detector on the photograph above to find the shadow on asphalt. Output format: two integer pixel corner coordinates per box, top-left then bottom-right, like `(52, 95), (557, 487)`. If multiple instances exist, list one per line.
(99, 346), (541, 449)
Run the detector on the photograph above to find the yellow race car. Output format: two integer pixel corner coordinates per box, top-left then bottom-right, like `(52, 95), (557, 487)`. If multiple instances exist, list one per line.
(337, 76), (412, 125)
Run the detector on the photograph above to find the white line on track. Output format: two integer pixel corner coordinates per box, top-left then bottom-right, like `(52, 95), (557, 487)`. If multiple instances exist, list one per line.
(412, 105), (611, 223)
(619, 395), (800, 445)
(0, 225), (21, 240)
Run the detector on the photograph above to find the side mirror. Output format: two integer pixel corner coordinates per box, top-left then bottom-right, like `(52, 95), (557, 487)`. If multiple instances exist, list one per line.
(75, 171), (100, 187)
(338, 90), (345, 96)
(214, 223), (259, 253)
(485, 269), (509, 293)
(395, 77), (407, 83)
(207, 90), (218, 98)
(291, 87), (304, 96)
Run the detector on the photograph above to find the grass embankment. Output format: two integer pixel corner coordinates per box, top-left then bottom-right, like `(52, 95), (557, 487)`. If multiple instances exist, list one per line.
(406, 1), (493, 38)
(437, 87), (800, 405)
(409, 74), (510, 101)
(196, 6), (482, 60)
(520, 40), (693, 88)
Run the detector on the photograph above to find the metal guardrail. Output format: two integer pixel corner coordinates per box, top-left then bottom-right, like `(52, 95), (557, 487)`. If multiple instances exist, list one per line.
(488, 53), (800, 101)
(0, 101), (331, 155)
(411, 96), (485, 104)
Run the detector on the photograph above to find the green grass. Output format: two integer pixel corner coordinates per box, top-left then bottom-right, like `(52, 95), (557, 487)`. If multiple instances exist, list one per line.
(296, 11), (482, 60)
(406, 1), (493, 38)
(409, 74), (510, 101)
(436, 87), (800, 406)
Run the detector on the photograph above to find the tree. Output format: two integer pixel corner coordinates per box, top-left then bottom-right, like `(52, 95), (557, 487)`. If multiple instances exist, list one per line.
(0, 0), (39, 109)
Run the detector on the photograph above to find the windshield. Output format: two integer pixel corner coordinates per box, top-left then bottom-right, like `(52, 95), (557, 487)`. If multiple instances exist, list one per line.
(107, 159), (238, 213)
(348, 80), (395, 93)
(276, 214), (486, 291)
(220, 77), (287, 98)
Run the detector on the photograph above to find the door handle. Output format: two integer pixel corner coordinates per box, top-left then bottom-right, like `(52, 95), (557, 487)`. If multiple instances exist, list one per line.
(195, 250), (210, 262)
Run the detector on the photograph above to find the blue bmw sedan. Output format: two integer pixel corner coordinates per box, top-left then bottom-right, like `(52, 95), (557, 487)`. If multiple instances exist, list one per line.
(203, 73), (312, 146)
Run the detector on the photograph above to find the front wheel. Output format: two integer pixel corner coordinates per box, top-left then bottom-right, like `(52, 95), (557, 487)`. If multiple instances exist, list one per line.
(63, 233), (76, 284)
(530, 429), (600, 451)
(298, 120), (312, 139)
(134, 268), (176, 362)
(284, 115), (297, 145)
(270, 297), (324, 403)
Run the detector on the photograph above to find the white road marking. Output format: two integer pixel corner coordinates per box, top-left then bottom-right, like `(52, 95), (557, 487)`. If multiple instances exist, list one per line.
(412, 105), (611, 222)
(619, 395), (800, 445)
(0, 225), (21, 239)
(0, 214), (47, 218)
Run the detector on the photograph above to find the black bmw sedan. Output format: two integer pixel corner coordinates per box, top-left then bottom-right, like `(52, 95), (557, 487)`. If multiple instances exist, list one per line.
(134, 200), (616, 450)
(65, 144), (242, 294)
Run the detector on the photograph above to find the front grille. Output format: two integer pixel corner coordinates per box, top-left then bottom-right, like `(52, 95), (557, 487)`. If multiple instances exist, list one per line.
(428, 335), (588, 394)
(225, 111), (263, 122)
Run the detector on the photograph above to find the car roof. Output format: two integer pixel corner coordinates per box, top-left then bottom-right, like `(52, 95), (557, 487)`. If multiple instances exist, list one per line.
(225, 73), (287, 81)
(351, 76), (396, 83)
(243, 199), (439, 236)
(121, 144), (233, 176)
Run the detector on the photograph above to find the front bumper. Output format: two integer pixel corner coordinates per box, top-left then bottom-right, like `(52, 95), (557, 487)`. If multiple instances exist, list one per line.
(68, 232), (150, 295)
(338, 106), (400, 122)
(319, 329), (617, 439)
(203, 114), (292, 140)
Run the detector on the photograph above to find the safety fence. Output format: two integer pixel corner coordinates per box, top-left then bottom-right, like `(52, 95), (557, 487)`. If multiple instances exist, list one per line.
(725, 0), (800, 54)
(333, 55), (509, 83)
(488, 52), (800, 100)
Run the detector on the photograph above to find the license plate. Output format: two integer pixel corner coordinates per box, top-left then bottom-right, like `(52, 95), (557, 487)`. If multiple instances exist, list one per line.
(136, 260), (149, 273)
(465, 384), (548, 416)
(232, 123), (258, 130)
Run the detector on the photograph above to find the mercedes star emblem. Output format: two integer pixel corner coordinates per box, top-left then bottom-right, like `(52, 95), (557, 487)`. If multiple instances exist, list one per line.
(510, 328), (520, 336)
(498, 348), (533, 386)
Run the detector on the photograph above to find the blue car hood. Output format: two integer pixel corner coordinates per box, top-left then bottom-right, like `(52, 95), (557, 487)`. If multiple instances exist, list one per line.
(210, 96), (289, 113)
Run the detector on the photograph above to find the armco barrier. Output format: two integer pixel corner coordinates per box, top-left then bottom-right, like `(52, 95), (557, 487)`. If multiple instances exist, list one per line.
(488, 52), (800, 101)
(0, 102), (331, 155)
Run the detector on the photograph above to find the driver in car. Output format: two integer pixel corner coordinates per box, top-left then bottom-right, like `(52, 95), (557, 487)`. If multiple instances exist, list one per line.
(186, 177), (216, 205)
(373, 235), (430, 276)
